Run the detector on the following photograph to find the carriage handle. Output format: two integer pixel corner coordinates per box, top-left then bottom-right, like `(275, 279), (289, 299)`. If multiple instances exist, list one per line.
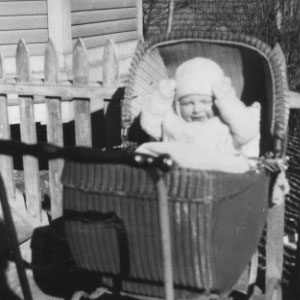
(0, 139), (174, 171)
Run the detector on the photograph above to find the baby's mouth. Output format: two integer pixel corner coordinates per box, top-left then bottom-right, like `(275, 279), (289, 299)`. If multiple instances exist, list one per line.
(191, 115), (207, 121)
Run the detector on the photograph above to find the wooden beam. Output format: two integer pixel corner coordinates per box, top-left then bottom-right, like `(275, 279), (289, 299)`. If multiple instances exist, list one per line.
(71, 8), (137, 25)
(0, 82), (116, 103)
(47, 0), (72, 70)
(71, 19), (137, 39)
(0, 15), (47, 31)
(16, 39), (41, 222)
(103, 40), (120, 148)
(71, 0), (136, 11)
(73, 39), (92, 146)
(0, 53), (16, 205)
(137, 0), (144, 39)
(0, 29), (48, 45)
(44, 40), (64, 220)
(0, 1), (47, 16)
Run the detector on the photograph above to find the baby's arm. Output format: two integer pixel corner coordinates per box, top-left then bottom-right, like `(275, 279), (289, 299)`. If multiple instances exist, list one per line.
(213, 77), (260, 146)
(140, 79), (176, 140)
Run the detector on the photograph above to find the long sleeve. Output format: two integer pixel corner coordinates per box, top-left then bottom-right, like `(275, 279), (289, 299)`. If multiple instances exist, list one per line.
(213, 77), (261, 147)
(140, 79), (176, 140)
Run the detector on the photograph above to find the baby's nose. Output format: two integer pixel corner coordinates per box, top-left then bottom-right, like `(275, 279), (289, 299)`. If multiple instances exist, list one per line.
(193, 103), (204, 113)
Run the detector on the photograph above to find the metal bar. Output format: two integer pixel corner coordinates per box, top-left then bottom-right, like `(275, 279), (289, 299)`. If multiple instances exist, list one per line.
(156, 170), (174, 300)
(0, 139), (174, 171)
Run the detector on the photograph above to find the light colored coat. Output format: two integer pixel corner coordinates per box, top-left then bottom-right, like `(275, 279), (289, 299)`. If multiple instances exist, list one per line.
(138, 77), (261, 172)
(141, 87), (261, 158)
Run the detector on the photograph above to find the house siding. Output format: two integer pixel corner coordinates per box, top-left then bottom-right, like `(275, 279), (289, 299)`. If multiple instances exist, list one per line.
(0, 0), (48, 57)
(71, 0), (139, 49)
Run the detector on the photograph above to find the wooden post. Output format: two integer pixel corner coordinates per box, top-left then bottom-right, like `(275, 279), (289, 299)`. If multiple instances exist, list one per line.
(136, 0), (144, 39)
(266, 203), (285, 293)
(45, 40), (64, 219)
(73, 39), (92, 146)
(0, 175), (33, 300)
(103, 40), (119, 90)
(0, 52), (16, 204)
(102, 40), (120, 148)
(16, 39), (41, 221)
(47, 0), (72, 76)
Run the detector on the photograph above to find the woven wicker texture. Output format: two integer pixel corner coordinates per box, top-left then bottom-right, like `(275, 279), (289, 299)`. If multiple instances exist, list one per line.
(123, 41), (168, 129)
(123, 32), (289, 156)
(62, 161), (269, 297)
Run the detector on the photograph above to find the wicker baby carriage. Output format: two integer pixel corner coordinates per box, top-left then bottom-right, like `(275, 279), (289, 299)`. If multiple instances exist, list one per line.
(0, 31), (289, 300)
(61, 31), (289, 300)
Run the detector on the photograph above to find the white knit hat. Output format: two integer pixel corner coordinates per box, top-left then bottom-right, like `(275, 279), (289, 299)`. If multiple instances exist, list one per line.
(175, 57), (225, 100)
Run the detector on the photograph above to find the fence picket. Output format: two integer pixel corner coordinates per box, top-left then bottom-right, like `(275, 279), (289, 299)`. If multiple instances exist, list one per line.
(103, 39), (119, 88)
(0, 52), (16, 204)
(73, 38), (92, 146)
(16, 39), (41, 221)
(45, 39), (59, 83)
(45, 40), (64, 219)
(102, 39), (120, 148)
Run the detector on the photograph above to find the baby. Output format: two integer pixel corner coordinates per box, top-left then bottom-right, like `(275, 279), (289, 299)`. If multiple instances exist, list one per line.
(137, 57), (261, 173)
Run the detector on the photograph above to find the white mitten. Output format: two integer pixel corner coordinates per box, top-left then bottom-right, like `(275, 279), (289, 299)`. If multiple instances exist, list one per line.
(159, 79), (176, 101)
(213, 77), (260, 147)
(213, 77), (237, 102)
(146, 79), (176, 115)
(141, 79), (176, 139)
(213, 77), (243, 123)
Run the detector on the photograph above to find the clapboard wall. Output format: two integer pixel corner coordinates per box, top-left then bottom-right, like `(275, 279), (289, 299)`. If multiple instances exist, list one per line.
(71, 0), (140, 49)
(70, 0), (142, 80)
(0, 0), (48, 57)
(0, 0), (142, 78)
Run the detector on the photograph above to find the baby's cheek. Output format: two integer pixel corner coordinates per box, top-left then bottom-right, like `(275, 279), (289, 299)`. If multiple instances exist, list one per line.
(206, 105), (215, 117)
(180, 106), (192, 119)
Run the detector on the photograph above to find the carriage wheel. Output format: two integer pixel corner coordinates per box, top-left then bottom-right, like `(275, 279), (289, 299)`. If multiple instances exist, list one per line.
(265, 279), (282, 300)
(70, 290), (89, 300)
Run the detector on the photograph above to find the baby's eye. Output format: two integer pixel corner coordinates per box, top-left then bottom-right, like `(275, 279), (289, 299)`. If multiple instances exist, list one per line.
(201, 99), (213, 104)
(180, 102), (191, 106)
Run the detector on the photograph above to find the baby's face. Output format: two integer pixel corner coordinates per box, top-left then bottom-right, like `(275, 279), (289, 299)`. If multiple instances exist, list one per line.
(178, 94), (215, 122)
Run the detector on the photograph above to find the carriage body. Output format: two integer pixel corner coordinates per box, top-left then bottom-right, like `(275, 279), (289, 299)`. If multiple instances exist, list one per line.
(63, 162), (269, 298)
(62, 32), (289, 299)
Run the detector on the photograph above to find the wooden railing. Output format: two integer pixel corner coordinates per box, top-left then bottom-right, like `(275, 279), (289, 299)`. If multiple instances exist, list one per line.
(0, 37), (120, 223)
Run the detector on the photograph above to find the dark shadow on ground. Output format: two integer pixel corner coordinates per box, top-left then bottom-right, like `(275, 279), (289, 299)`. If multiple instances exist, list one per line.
(0, 220), (22, 300)
(31, 218), (101, 299)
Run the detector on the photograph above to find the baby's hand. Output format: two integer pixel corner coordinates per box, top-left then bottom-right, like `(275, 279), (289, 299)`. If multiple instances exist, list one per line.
(158, 79), (176, 103)
(145, 79), (176, 118)
(213, 77), (236, 102)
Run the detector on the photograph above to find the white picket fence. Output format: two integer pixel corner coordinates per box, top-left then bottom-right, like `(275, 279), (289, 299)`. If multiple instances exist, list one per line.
(0, 37), (122, 223)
